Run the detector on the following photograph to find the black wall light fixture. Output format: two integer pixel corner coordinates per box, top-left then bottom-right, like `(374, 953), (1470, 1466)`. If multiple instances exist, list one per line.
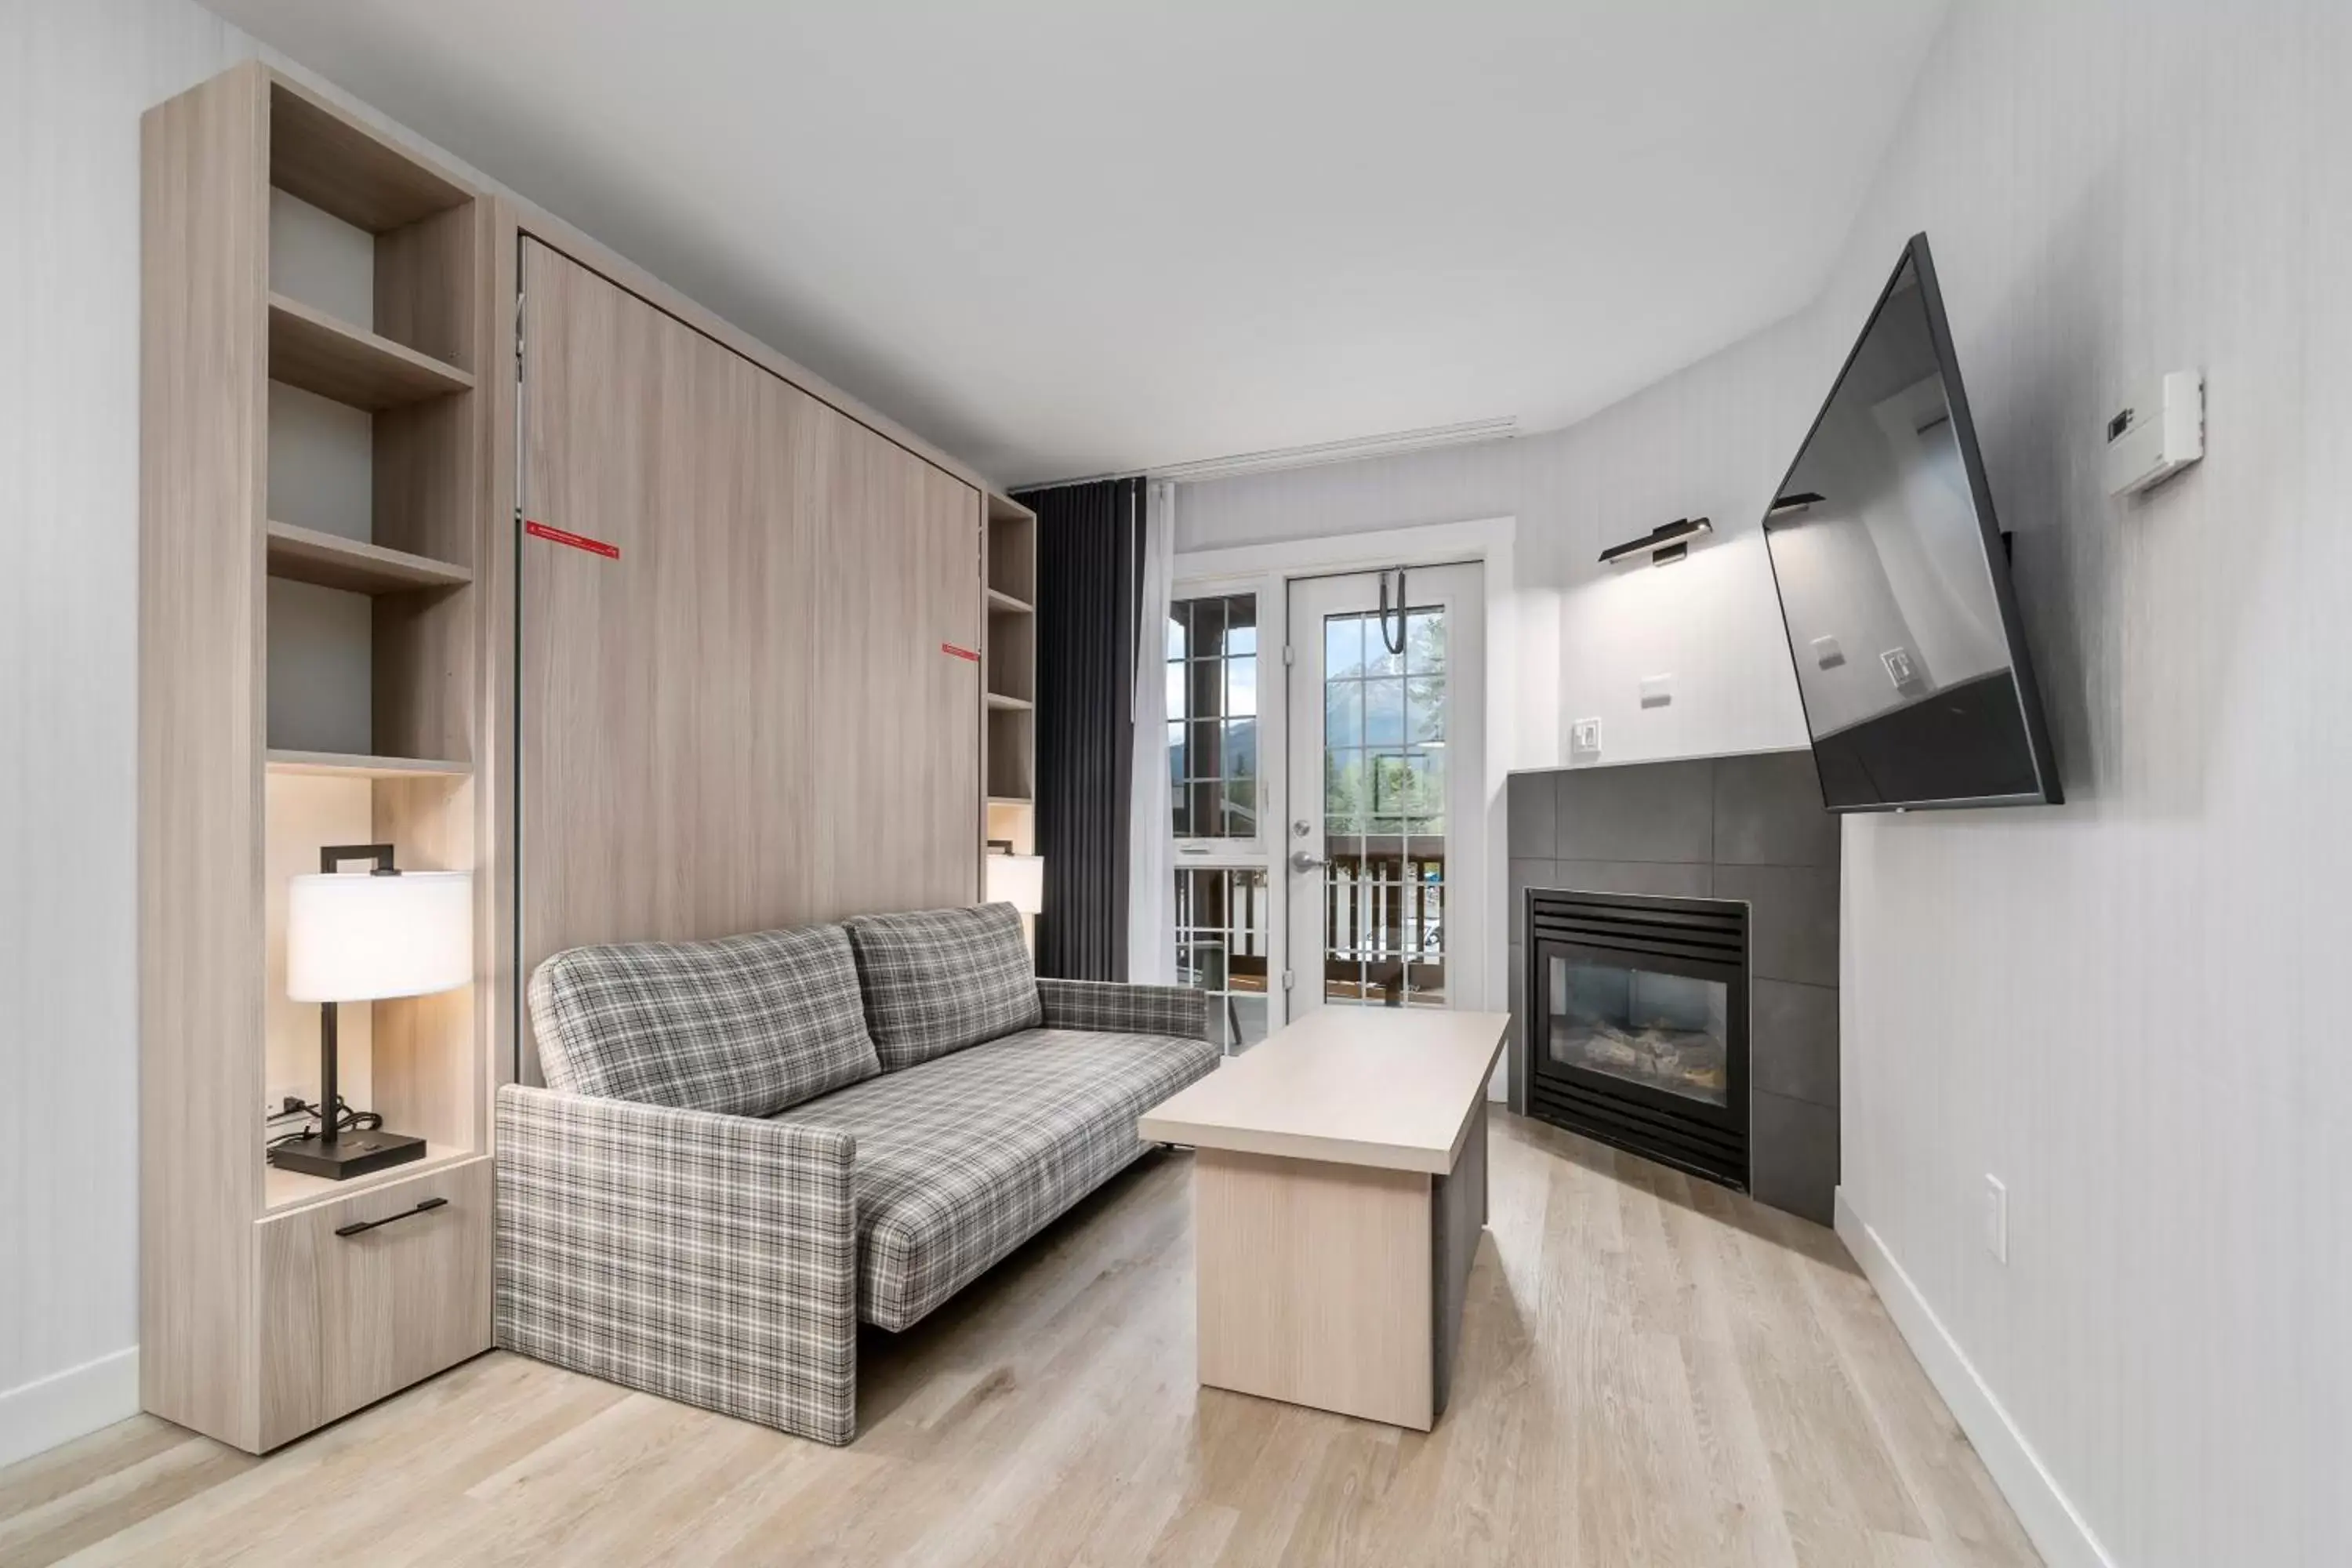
(1599, 515), (1713, 567)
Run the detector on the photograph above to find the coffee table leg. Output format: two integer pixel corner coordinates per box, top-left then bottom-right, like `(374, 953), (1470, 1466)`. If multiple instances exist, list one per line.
(1191, 1147), (1436, 1429)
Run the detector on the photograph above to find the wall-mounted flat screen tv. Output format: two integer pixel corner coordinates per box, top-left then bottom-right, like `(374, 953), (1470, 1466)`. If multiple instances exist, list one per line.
(1762, 233), (2061, 811)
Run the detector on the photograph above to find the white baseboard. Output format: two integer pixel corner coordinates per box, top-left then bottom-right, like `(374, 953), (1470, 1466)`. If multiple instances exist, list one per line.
(0, 1346), (141, 1471)
(1834, 1191), (2114, 1568)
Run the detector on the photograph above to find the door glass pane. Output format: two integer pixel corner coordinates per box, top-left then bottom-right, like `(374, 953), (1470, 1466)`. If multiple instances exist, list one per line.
(1326, 681), (1361, 748)
(1363, 677), (1404, 746)
(1326, 615), (1363, 680)
(1322, 603), (1448, 1008)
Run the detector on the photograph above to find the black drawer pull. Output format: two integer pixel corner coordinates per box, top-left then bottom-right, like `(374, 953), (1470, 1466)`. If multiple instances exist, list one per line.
(335, 1196), (448, 1238)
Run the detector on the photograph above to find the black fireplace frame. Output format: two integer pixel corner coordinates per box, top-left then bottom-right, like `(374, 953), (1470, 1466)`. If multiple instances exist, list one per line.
(1525, 888), (1750, 1189)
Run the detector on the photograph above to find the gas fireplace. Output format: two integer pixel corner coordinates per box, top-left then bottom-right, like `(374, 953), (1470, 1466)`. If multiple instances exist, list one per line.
(1526, 889), (1749, 1188)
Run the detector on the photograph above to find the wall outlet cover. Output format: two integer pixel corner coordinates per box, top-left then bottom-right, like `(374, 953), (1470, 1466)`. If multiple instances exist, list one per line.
(1639, 674), (1673, 710)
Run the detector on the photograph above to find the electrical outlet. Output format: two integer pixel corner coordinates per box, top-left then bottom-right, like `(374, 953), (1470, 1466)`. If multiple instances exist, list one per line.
(1571, 717), (1602, 753)
(1984, 1174), (2009, 1265)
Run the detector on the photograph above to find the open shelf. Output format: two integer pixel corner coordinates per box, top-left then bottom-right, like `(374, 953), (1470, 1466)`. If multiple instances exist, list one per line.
(263, 1142), (478, 1217)
(267, 292), (474, 410)
(266, 749), (472, 779)
(267, 521), (471, 595)
(985, 692), (1033, 712)
(988, 794), (1033, 808)
(270, 78), (470, 235)
(987, 587), (1033, 615)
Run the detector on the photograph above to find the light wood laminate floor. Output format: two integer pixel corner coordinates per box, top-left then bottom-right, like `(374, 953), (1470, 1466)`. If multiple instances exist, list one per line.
(0, 1112), (2038, 1566)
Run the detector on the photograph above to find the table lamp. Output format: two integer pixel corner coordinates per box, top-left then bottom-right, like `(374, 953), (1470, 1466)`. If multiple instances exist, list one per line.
(985, 843), (1044, 915)
(270, 843), (472, 1180)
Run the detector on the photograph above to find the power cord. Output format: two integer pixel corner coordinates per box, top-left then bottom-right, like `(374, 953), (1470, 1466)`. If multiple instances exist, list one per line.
(265, 1095), (384, 1148)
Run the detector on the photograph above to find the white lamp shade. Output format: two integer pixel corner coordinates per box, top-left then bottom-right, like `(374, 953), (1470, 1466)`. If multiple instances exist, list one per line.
(986, 854), (1045, 916)
(287, 871), (473, 1002)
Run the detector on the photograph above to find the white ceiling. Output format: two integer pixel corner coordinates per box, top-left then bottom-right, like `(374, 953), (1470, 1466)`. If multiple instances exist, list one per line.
(208, 0), (1949, 488)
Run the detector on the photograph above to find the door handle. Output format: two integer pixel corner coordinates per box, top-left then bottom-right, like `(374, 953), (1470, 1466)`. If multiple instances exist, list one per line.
(1290, 848), (1327, 873)
(335, 1196), (448, 1238)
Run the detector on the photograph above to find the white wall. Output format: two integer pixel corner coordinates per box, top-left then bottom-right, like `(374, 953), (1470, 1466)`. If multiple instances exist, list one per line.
(0, 0), (260, 1471)
(1178, 310), (1818, 768)
(0, 0), (510, 1469)
(1194, 2), (2352, 1563)
(1828, 3), (2351, 1564)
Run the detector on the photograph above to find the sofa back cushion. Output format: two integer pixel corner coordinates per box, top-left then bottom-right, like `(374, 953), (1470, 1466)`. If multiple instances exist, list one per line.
(844, 903), (1043, 1070)
(528, 923), (880, 1117)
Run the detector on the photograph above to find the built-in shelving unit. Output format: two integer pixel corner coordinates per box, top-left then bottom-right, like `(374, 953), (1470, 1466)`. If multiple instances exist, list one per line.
(142, 62), (499, 1454)
(983, 492), (1038, 864)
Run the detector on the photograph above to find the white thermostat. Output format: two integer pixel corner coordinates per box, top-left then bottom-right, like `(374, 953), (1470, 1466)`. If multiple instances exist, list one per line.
(2104, 370), (2203, 497)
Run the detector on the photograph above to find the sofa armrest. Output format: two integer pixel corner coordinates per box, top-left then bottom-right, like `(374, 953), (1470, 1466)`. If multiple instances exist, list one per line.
(494, 1084), (860, 1444)
(1035, 976), (1209, 1041)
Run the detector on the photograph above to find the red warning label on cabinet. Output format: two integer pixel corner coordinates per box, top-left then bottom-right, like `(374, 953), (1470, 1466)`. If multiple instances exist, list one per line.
(525, 520), (619, 560)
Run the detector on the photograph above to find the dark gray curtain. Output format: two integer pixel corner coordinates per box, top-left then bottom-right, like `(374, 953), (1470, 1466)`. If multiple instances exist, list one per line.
(1014, 477), (1142, 980)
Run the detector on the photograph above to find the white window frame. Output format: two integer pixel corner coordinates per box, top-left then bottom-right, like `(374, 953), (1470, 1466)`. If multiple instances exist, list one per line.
(1163, 574), (1278, 1051)
(1166, 573), (1278, 864)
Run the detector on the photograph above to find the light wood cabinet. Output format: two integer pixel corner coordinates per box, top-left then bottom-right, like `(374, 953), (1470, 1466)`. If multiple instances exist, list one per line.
(140, 63), (500, 1453)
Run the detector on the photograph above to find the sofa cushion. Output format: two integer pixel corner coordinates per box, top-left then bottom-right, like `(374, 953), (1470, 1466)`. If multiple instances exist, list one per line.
(528, 924), (880, 1118)
(842, 903), (1042, 1070)
(772, 1025), (1220, 1329)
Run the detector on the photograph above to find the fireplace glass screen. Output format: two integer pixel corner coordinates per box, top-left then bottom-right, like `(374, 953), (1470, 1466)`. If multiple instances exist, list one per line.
(1546, 956), (1730, 1107)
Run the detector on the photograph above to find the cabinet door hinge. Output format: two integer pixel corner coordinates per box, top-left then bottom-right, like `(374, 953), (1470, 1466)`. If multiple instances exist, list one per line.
(1282, 644), (1295, 668)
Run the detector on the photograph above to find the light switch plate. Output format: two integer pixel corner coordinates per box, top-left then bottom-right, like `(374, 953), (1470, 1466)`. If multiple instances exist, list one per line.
(1570, 717), (1602, 753)
(1881, 646), (1918, 688)
(1639, 674), (1673, 710)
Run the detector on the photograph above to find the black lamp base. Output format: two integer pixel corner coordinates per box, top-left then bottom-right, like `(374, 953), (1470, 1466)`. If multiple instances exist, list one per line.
(267, 1128), (426, 1180)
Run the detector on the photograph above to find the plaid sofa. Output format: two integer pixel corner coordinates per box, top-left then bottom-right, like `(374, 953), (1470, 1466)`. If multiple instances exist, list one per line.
(494, 903), (1214, 1446)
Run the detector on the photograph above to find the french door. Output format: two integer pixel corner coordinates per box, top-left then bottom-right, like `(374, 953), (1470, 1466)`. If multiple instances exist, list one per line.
(1283, 564), (1486, 1018)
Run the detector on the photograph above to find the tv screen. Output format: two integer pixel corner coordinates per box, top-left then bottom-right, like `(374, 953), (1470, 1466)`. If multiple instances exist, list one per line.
(1762, 234), (2060, 811)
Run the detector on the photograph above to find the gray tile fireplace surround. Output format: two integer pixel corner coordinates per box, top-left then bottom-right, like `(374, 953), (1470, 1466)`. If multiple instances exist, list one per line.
(1508, 750), (1841, 1224)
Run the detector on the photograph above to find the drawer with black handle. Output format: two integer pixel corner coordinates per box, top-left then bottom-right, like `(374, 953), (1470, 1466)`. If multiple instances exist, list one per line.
(253, 1156), (493, 1448)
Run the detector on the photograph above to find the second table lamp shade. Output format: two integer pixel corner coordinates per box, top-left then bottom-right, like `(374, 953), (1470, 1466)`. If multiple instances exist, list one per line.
(985, 853), (1044, 916)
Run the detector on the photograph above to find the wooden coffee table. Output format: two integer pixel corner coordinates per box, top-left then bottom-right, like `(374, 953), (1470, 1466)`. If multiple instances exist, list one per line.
(1138, 1007), (1509, 1430)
